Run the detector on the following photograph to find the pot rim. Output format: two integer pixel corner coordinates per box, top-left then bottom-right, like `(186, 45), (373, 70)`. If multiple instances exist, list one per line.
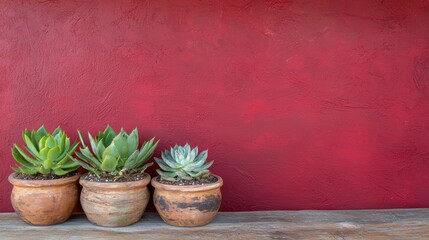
(8, 172), (81, 187)
(79, 172), (151, 189)
(151, 174), (223, 192)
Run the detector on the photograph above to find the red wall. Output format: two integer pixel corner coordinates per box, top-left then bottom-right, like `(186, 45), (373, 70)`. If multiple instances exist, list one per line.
(1, 0), (429, 212)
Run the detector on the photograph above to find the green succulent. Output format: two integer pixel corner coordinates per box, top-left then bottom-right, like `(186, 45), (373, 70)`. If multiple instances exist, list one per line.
(11, 126), (79, 175)
(155, 144), (213, 181)
(72, 126), (159, 177)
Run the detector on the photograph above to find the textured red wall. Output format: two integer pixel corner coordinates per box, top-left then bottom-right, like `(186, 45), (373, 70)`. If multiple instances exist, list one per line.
(1, 0), (429, 212)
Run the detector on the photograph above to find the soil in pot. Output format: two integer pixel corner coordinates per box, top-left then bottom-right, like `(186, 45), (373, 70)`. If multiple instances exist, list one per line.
(152, 174), (223, 227)
(8, 172), (81, 226)
(156, 175), (218, 186)
(13, 172), (78, 180)
(79, 172), (151, 227)
(83, 172), (148, 182)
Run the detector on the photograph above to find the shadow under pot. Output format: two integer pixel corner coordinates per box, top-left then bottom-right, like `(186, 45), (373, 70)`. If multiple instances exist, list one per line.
(79, 173), (151, 227)
(8, 172), (81, 226)
(151, 174), (223, 227)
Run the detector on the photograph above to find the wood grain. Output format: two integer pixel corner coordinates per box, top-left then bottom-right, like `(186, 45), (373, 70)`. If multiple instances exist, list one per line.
(0, 209), (429, 239)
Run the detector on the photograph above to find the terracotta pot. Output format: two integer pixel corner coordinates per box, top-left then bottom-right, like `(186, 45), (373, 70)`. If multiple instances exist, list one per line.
(152, 174), (223, 227)
(8, 172), (81, 226)
(79, 173), (151, 227)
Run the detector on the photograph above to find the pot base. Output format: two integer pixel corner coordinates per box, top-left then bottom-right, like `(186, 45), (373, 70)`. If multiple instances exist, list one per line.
(152, 175), (223, 227)
(8, 172), (81, 226)
(79, 173), (151, 227)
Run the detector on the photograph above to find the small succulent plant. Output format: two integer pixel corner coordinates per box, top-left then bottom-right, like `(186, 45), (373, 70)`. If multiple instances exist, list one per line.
(72, 126), (158, 177)
(11, 126), (79, 175)
(155, 144), (213, 181)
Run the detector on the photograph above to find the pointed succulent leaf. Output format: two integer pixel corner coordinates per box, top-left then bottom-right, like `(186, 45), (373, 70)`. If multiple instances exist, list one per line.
(52, 127), (62, 136)
(101, 125), (116, 146)
(184, 169), (210, 178)
(78, 131), (87, 148)
(58, 133), (66, 151)
(161, 149), (174, 161)
(37, 126), (48, 136)
(185, 144), (191, 155)
(53, 142), (72, 165)
(189, 147), (198, 161)
(38, 136), (47, 150)
(79, 148), (102, 168)
(39, 147), (49, 159)
(183, 163), (195, 172)
(199, 160), (214, 170)
(155, 157), (176, 171)
(162, 154), (182, 168)
(71, 156), (99, 175)
(31, 131), (42, 150)
(104, 125), (116, 135)
(13, 145), (40, 166)
(22, 129), (31, 141)
(112, 131), (129, 159)
(47, 146), (61, 161)
(61, 163), (80, 170)
(96, 140), (105, 159)
(12, 167), (22, 173)
(53, 132), (61, 144)
(53, 168), (71, 175)
(102, 143), (119, 159)
(18, 167), (39, 175)
(138, 138), (153, 159)
(157, 169), (177, 180)
(127, 128), (139, 154)
(176, 170), (192, 180)
(136, 139), (158, 164)
(137, 162), (153, 173)
(194, 150), (208, 167)
(23, 135), (42, 159)
(45, 136), (56, 148)
(62, 164), (80, 172)
(173, 150), (184, 165)
(88, 133), (98, 153)
(38, 166), (50, 175)
(12, 147), (34, 168)
(124, 150), (140, 169)
(43, 159), (53, 169)
(55, 154), (72, 166)
(101, 156), (118, 172)
(65, 137), (71, 152)
(56, 159), (80, 170)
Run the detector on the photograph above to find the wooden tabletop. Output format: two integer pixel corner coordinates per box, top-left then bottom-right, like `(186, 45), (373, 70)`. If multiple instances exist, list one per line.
(0, 209), (428, 239)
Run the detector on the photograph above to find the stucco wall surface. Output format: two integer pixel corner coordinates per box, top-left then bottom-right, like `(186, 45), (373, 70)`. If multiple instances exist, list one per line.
(1, 0), (429, 211)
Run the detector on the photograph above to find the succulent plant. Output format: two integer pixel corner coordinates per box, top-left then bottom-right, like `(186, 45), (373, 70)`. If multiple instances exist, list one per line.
(72, 126), (159, 177)
(155, 144), (214, 181)
(11, 126), (79, 175)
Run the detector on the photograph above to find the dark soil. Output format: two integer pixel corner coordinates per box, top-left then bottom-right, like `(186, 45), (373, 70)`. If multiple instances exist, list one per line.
(83, 172), (148, 182)
(156, 175), (218, 186)
(14, 172), (78, 180)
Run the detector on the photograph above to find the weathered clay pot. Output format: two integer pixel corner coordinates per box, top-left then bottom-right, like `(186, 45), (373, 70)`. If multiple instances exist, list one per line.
(152, 174), (223, 227)
(79, 173), (151, 227)
(8, 172), (81, 226)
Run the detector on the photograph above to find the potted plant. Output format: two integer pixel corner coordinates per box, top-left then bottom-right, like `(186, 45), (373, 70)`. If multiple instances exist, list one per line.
(72, 126), (158, 227)
(151, 144), (223, 227)
(8, 126), (80, 225)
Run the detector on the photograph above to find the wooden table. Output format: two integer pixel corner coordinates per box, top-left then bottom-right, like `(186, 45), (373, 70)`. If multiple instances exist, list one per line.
(0, 209), (428, 239)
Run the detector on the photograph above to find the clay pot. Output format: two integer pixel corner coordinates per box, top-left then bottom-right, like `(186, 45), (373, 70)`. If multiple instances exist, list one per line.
(8, 172), (81, 225)
(152, 174), (223, 227)
(79, 173), (151, 227)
